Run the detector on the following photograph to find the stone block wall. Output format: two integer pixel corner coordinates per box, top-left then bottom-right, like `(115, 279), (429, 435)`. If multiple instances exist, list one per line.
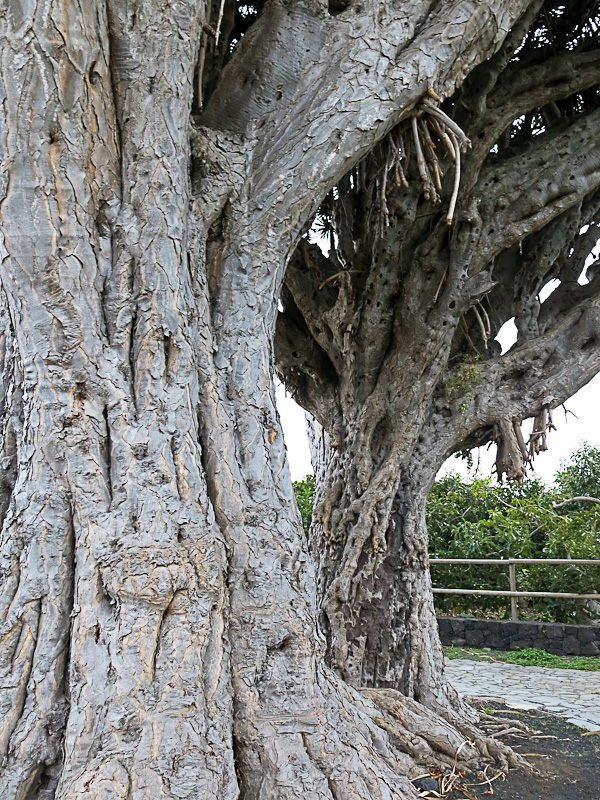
(437, 616), (600, 657)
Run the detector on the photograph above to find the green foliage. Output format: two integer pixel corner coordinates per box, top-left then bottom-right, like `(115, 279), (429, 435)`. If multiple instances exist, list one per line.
(291, 445), (600, 622)
(428, 443), (600, 623)
(555, 443), (600, 506)
(293, 474), (315, 536)
(445, 357), (481, 412)
(444, 645), (600, 672)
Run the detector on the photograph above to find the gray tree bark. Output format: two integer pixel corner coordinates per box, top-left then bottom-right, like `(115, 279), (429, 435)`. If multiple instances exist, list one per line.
(0, 1), (543, 797)
(277, 0), (600, 705)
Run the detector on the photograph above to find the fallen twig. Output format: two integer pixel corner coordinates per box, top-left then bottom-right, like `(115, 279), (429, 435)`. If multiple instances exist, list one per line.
(490, 727), (526, 738)
(466, 768), (506, 792)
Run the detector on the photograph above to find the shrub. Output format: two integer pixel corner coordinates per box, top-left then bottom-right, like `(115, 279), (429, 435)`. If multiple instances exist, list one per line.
(293, 474), (315, 536)
(428, 444), (600, 622)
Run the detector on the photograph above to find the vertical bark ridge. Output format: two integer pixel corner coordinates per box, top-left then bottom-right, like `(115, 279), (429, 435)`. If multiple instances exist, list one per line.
(55, 2), (237, 798)
(0, 288), (21, 534)
(0, 2), (236, 798)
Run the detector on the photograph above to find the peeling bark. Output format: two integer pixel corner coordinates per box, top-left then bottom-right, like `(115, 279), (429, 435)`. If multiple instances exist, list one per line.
(0, 0), (556, 797)
(276, 0), (600, 706)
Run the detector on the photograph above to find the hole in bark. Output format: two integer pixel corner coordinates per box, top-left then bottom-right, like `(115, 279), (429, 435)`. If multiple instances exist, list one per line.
(449, 300), (456, 309)
(133, 443), (148, 460)
(329, 0), (350, 14)
(268, 634), (294, 653)
(508, 367), (526, 380)
(164, 332), (173, 380)
(370, 418), (390, 461)
(205, 203), (229, 305)
(103, 405), (113, 501)
(88, 60), (102, 84)
(129, 307), (138, 412)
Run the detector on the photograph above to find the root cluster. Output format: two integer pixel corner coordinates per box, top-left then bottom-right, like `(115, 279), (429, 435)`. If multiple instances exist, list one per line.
(361, 688), (535, 798)
(379, 90), (471, 229)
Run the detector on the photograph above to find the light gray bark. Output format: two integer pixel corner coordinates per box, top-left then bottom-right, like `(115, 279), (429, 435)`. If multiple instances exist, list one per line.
(276, 0), (600, 701)
(0, 1), (538, 797)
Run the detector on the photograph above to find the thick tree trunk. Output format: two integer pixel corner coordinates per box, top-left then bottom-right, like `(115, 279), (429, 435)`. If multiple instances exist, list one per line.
(0, 0), (541, 795)
(307, 418), (464, 712)
(321, 479), (444, 698)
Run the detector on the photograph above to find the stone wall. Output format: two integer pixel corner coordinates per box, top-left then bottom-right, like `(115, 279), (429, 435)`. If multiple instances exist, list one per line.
(437, 616), (600, 657)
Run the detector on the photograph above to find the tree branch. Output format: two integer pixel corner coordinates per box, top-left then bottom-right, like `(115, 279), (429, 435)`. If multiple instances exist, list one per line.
(429, 288), (600, 470)
(552, 496), (600, 509)
(200, 0), (534, 250)
(465, 49), (600, 175)
(463, 107), (600, 276)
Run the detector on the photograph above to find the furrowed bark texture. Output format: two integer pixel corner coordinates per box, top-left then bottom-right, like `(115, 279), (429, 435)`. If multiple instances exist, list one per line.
(277, 0), (600, 700)
(0, 0), (542, 797)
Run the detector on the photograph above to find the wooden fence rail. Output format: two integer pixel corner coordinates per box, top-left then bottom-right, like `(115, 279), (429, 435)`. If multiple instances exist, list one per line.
(430, 558), (600, 621)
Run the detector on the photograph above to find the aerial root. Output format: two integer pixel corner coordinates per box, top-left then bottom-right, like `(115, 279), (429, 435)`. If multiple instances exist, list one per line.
(381, 91), (471, 227)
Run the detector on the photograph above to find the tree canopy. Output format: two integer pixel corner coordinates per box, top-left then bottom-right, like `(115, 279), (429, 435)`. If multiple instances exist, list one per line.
(274, 0), (600, 696)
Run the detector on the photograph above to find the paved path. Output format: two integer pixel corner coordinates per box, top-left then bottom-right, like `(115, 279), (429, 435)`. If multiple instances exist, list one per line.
(445, 658), (600, 731)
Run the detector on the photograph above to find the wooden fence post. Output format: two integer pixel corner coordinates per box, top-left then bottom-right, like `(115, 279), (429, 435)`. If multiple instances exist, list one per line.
(509, 561), (518, 622)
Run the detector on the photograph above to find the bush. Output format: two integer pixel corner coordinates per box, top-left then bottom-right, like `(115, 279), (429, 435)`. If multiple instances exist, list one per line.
(555, 443), (600, 505)
(293, 474), (315, 536)
(428, 444), (600, 622)
(292, 444), (600, 622)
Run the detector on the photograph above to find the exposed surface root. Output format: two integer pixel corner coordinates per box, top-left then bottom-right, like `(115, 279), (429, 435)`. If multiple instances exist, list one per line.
(361, 688), (533, 781)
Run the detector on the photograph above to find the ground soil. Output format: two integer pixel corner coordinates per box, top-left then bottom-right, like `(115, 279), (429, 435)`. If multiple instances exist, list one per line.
(417, 701), (600, 800)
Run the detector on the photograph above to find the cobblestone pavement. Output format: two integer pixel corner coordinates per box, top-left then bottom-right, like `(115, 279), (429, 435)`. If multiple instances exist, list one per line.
(445, 658), (600, 730)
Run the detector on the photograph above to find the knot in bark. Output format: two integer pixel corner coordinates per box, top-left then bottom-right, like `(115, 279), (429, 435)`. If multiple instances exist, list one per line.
(101, 545), (191, 608)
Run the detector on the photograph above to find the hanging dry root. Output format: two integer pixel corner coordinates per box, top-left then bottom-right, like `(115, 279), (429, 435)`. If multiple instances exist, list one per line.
(380, 90), (471, 228)
(494, 417), (530, 482)
(472, 302), (491, 349)
(490, 406), (559, 484)
(528, 404), (556, 459)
